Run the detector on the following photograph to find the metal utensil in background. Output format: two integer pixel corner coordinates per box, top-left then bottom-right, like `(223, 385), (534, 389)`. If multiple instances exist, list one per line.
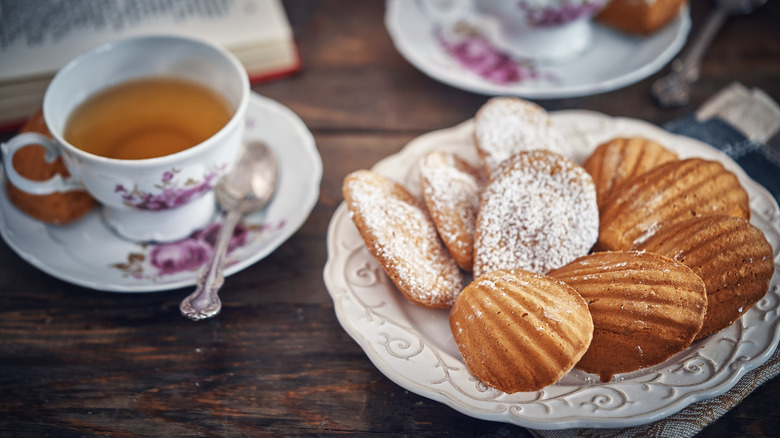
(180, 141), (279, 321)
(651, 0), (767, 108)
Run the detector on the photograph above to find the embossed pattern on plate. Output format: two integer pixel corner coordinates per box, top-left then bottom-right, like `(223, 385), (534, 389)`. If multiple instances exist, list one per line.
(324, 110), (780, 429)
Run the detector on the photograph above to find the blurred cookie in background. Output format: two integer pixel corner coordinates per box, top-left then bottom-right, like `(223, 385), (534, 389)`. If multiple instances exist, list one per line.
(6, 110), (97, 224)
(597, 0), (687, 35)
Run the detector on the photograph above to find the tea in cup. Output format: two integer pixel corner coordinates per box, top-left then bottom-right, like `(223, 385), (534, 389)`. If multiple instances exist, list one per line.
(1, 34), (250, 242)
(422, 0), (609, 62)
(64, 76), (234, 160)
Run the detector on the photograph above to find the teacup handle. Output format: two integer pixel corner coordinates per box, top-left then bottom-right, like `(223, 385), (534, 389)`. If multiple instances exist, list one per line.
(1, 132), (85, 194)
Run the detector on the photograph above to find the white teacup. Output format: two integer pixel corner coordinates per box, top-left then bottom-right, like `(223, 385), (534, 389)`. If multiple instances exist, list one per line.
(1, 34), (250, 242)
(423, 0), (609, 62)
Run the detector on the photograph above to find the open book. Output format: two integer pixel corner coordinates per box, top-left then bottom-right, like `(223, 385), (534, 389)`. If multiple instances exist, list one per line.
(0, 0), (301, 130)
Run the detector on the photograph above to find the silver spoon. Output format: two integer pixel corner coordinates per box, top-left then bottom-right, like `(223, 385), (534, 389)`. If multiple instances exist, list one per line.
(651, 0), (766, 108)
(180, 140), (279, 321)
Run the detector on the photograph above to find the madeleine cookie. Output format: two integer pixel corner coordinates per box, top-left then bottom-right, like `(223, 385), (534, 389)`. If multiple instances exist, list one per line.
(6, 110), (97, 224)
(597, 0), (686, 35)
(583, 137), (678, 210)
(548, 251), (707, 382)
(343, 170), (463, 308)
(634, 215), (775, 340)
(473, 97), (567, 176)
(419, 151), (484, 271)
(597, 158), (750, 251)
(450, 269), (593, 393)
(473, 150), (599, 277)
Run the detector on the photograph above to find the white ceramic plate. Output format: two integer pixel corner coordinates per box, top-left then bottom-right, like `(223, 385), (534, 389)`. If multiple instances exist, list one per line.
(323, 110), (780, 429)
(0, 92), (322, 292)
(385, 0), (691, 99)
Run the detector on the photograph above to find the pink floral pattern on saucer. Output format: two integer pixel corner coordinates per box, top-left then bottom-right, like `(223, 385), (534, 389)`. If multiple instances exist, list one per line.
(437, 26), (558, 85)
(112, 218), (286, 278)
(439, 31), (544, 85)
(0, 92), (321, 292)
(115, 166), (226, 211)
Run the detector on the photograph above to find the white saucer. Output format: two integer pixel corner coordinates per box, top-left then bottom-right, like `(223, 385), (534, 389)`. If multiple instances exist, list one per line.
(385, 0), (691, 98)
(0, 93), (322, 292)
(324, 111), (780, 429)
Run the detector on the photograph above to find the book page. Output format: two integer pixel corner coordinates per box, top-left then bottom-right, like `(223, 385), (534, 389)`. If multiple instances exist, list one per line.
(0, 0), (293, 82)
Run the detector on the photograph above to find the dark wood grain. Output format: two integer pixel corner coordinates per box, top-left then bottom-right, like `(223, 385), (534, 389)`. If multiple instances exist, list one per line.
(1, 0), (779, 436)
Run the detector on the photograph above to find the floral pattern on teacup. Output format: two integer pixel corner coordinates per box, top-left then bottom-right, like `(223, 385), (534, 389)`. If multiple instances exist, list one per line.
(519, 0), (607, 27)
(111, 218), (286, 279)
(115, 165), (227, 211)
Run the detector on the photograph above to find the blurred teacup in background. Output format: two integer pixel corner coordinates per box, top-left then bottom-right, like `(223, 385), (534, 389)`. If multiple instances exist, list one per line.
(421, 0), (609, 62)
(1, 34), (250, 242)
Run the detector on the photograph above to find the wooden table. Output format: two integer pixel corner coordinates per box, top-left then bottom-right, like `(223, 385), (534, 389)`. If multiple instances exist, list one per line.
(2, 1), (779, 436)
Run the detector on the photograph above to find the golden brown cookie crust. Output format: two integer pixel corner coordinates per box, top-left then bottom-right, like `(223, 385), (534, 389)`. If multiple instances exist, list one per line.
(597, 0), (687, 35)
(597, 158), (750, 251)
(583, 136), (678, 211)
(634, 215), (775, 340)
(450, 269), (593, 393)
(548, 250), (707, 382)
(6, 110), (97, 224)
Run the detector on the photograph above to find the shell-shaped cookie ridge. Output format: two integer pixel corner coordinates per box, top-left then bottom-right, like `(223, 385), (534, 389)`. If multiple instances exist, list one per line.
(583, 136), (678, 210)
(450, 269), (593, 393)
(634, 215), (775, 339)
(548, 250), (707, 382)
(597, 158), (750, 251)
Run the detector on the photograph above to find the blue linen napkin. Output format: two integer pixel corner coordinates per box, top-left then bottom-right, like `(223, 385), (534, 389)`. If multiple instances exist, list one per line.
(665, 115), (780, 204)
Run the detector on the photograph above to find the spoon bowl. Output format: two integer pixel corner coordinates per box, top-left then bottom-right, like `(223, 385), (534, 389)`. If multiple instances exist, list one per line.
(215, 141), (279, 214)
(180, 141), (279, 321)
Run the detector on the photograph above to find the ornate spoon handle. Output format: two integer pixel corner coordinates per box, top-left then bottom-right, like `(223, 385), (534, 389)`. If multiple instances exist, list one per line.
(651, 5), (729, 108)
(179, 209), (242, 320)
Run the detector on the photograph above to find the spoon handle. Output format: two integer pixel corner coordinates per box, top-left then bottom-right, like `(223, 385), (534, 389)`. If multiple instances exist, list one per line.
(651, 5), (729, 108)
(179, 209), (242, 320)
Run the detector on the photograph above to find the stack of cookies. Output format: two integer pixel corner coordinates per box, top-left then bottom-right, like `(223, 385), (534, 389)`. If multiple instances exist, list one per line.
(343, 97), (775, 394)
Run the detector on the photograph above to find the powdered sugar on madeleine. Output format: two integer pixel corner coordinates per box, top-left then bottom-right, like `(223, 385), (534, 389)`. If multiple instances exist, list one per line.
(473, 150), (599, 276)
(474, 97), (568, 176)
(343, 170), (463, 308)
(419, 151), (484, 271)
